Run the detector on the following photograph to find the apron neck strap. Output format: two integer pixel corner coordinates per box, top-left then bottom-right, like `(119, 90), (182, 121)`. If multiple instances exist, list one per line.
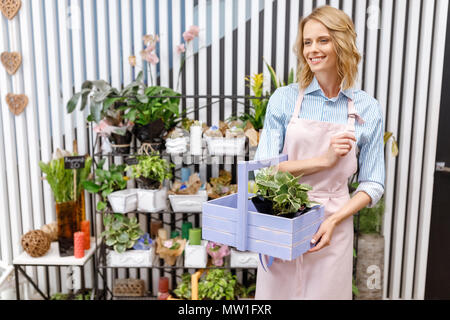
(293, 89), (357, 132)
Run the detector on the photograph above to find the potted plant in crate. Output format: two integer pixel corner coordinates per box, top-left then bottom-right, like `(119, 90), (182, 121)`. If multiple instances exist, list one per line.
(127, 153), (174, 213)
(102, 214), (154, 267)
(66, 73), (148, 154)
(252, 166), (319, 218)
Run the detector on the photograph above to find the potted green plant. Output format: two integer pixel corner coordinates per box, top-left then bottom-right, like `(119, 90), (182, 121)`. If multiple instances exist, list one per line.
(82, 159), (128, 213)
(198, 268), (239, 300)
(102, 214), (154, 267)
(173, 273), (192, 300)
(122, 86), (181, 144)
(127, 153), (173, 190)
(39, 150), (92, 256)
(127, 153), (173, 213)
(252, 166), (318, 218)
(66, 73), (148, 154)
(236, 281), (256, 300)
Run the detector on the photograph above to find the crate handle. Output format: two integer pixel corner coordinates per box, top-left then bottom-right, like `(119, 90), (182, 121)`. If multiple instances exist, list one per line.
(236, 154), (288, 251)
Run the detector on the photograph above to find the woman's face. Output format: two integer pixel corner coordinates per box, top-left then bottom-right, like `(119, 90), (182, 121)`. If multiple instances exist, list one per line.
(302, 19), (337, 75)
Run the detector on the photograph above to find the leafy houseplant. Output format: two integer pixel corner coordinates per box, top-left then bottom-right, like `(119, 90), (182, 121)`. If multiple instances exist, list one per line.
(231, 61), (296, 132)
(173, 273), (192, 300)
(66, 74), (147, 153)
(82, 158), (128, 212)
(252, 167), (318, 217)
(39, 151), (93, 256)
(198, 269), (238, 300)
(39, 152), (93, 204)
(127, 153), (174, 190)
(121, 86), (181, 143)
(101, 214), (144, 254)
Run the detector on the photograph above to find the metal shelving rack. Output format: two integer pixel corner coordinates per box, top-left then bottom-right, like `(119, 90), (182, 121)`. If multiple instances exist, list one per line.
(89, 95), (259, 299)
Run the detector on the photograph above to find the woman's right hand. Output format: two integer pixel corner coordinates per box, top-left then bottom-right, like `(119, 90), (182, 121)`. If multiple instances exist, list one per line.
(323, 132), (357, 168)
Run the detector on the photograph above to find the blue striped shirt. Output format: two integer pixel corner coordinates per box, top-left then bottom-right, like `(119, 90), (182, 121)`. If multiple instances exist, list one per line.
(254, 77), (385, 208)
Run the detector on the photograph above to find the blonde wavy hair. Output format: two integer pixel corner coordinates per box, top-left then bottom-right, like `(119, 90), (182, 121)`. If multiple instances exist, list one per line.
(293, 6), (361, 90)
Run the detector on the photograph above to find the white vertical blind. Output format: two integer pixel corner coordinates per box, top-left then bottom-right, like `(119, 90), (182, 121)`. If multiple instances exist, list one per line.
(0, 0), (447, 300)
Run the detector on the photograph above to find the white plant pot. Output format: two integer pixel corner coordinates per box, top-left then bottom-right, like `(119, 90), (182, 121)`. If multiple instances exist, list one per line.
(206, 137), (246, 156)
(230, 248), (259, 268)
(107, 247), (155, 267)
(184, 240), (208, 268)
(169, 190), (208, 213)
(107, 189), (138, 213)
(137, 188), (167, 213)
(166, 137), (188, 154)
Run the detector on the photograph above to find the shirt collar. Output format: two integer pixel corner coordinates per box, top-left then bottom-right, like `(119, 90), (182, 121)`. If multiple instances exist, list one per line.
(304, 76), (354, 101)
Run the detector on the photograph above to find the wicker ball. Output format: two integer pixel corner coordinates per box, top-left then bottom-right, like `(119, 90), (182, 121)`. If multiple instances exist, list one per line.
(21, 230), (51, 257)
(41, 222), (58, 242)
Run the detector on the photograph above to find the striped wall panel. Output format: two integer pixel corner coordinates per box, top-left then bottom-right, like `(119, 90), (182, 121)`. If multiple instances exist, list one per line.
(0, 0), (447, 300)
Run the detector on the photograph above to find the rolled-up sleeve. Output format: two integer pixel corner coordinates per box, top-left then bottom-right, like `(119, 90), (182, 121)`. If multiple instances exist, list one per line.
(354, 101), (386, 208)
(254, 88), (289, 162)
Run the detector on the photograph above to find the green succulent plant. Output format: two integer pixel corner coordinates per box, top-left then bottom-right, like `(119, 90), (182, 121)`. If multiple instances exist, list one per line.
(254, 167), (318, 216)
(101, 214), (144, 254)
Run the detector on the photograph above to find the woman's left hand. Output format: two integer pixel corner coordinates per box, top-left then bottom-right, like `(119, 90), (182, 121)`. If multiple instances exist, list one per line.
(307, 216), (337, 253)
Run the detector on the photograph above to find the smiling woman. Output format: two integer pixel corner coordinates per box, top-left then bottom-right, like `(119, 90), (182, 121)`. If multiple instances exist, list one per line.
(254, 5), (385, 300)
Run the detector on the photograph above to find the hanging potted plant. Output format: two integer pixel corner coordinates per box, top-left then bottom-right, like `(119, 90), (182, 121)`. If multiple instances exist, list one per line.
(251, 166), (319, 218)
(127, 153), (174, 213)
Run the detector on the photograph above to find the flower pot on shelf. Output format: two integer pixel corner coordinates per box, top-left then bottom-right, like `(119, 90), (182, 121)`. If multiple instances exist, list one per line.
(107, 248), (155, 267)
(202, 154), (325, 262)
(107, 189), (138, 213)
(137, 188), (167, 213)
(169, 190), (208, 213)
(205, 137), (246, 156)
(136, 177), (161, 190)
(165, 137), (188, 154)
(132, 119), (165, 143)
(184, 240), (208, 268)
(230, 249), (259, 268)
(108, 131), (132, 155)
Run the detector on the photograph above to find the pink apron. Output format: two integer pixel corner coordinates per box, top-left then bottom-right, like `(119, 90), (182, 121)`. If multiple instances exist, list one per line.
(255, 89), (359, 300)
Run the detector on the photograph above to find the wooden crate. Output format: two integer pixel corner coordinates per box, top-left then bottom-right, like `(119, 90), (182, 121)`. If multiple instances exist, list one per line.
(202, 155), (325, 261)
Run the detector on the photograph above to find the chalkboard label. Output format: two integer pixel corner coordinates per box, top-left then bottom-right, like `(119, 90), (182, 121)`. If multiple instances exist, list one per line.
(64, 156), (86, 169)
(125, 157), (139, 165)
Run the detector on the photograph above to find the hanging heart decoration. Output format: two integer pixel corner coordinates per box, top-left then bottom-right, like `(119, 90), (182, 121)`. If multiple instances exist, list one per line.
(0, 0), (22, 20)
(1, 52), (22, 75)
(6, 93), (28, 116)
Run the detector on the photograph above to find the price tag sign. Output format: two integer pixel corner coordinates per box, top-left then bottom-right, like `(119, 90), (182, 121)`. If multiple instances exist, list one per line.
(125, 157), (139, 165)
(64, 156), (86, 169)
